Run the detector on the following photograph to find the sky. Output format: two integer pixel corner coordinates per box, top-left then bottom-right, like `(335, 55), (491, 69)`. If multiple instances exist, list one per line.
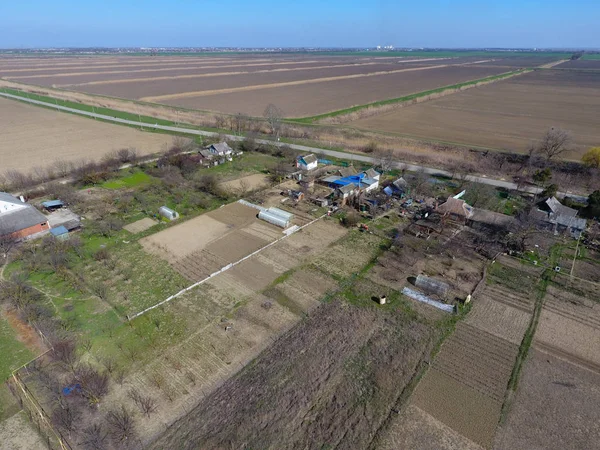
(1, 0), (598, 49)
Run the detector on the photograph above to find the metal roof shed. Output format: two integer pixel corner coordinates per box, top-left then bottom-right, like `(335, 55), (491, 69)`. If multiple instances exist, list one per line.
(42, 200), (64, 210)
(50, 225), (69, 240)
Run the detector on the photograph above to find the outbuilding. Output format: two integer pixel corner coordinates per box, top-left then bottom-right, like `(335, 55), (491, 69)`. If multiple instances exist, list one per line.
(0, 192), (50, 239)
(159, 206), (179, 221)
(49, 225), (69, 240)
(296, 154), (318, 171)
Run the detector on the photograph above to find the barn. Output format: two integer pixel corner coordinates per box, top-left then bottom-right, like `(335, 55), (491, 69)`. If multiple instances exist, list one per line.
(0, 192), (50, 238)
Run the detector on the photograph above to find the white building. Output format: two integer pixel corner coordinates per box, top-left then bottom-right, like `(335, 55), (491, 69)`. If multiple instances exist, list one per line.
(296, 154), (318, 171)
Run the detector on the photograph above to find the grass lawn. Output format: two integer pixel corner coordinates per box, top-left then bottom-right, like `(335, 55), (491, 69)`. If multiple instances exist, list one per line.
(0, 314), (34, 382)
(101, 170), (154, 189)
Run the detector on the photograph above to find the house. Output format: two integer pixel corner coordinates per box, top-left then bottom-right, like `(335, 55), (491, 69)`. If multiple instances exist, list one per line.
(296, 154), (318, 171)
(338, 166), (358, 177)
(436, 197), (474, 224)
(0, 192), (50, 239)
(206, 142), (234, 161)
(198, 149), (219, 167)
(384, 177), (409, 197)
(364, 168), (381, 181)
(533, 197), (587, 238)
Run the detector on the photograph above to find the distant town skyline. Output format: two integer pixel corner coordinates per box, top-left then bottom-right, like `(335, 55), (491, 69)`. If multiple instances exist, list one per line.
(1, 0), (599, 49)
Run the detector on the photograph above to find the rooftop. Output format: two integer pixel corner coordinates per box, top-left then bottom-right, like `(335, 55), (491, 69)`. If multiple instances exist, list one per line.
(0, 206), (48, 236)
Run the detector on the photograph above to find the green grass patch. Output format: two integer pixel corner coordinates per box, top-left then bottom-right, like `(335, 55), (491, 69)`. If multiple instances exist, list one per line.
(101, 170), (153, 189)
(0, 315), (34, 382)
(290, 70), (528, 124)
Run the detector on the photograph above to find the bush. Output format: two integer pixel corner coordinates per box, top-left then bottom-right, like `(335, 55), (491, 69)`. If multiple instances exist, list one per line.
(341, 210), (360, 227)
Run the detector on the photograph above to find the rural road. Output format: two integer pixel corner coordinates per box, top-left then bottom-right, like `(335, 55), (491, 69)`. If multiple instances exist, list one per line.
(0, 92), (588, 203)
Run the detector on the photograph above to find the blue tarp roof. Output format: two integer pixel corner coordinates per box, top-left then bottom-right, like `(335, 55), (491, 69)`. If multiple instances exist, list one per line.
(42, 200), (64, 208)
(50, 226), (68, 236)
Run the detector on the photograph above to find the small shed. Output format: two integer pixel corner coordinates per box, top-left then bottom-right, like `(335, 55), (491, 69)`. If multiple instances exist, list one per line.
(41, 200), (64, 211)
(296, 154), (318, 171)
(49, 225), (69, 240)
(159, 206), (179, 221)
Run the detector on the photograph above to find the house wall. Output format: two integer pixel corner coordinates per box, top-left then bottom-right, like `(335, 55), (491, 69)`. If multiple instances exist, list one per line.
(10, 222), (50, 239)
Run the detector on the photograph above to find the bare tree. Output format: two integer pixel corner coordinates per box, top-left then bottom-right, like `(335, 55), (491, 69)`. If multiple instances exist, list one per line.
(264, 104), (283, 140)
(51, 403), (77, 436)
(375, 148), (395, 173)
(231, 112), (249, 134)
(106, 405), (137, 445)
(537, 127), (571, 161)
(52, 338), (78, 369)
(53, 159), (73, 178)
(128, 388), (157, 417)
(0, 234), (17, 258)
(80, 423), (107, 450)
(75, 364), (110, 404)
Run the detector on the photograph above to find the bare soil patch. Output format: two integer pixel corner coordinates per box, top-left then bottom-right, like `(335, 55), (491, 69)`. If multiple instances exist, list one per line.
(412, 368), (503, 449)
(535, 291), (600, 369)
(465, 291), (532, 345)
(494, 348), (600, 450)
(123, 217), (158, 233)
(150, 300), (435, 450)
(219, 173), (269, 193)
(0, 96), (172, 173)
(2, 308), (47, 354)
(377, 403), (484, 450)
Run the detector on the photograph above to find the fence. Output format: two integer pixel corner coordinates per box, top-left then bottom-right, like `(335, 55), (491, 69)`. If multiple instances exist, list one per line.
(10, 371), (72, 450)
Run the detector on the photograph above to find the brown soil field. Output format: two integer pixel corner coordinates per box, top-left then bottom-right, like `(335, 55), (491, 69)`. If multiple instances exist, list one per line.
(465, 294), (531, 345)
(535, 286), (600, 369)
(219, 173), (269, 193)
(412, 368), (503, 449)
(432, 323), (519, 403)
(12, 61), (412, 86)
(123, 217), (158, 233)
(161, 65), (511, 116)
(376, 404), (484, 450)
(573, 259), (600, 283)
(150, 300), (436, 450)
(0, 96), (172, 173)
(556, 59), (600, 70)
(494, 349), (600, 450)
(352, 69), (600, 157)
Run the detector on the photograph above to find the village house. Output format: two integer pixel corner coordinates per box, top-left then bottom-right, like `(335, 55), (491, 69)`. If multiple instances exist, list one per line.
(205, 142), (234, 161)
(0, 192), (50, 239)
(436, 196), (474, 224)
(296, 154), (318, 171)
(533, 197), (587, 239)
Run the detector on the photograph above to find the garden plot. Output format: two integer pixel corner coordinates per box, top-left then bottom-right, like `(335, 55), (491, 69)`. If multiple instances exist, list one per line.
(535, 286), (600, 371)
(483, 282), (536, 313)
(432, 323), (518, 403)
(123, 217), (158, 233)
(219, 173), (269, 193)
(312, 230), (383, 279)
(495, 349), (600, 450)
(411, 322), (519, 448)
(411, 368), (503, 449)
(376, 403), (484, 450)
(465, 290), (531, 345)
(141, 202), (282, 281)
(273, 268), (338, 315)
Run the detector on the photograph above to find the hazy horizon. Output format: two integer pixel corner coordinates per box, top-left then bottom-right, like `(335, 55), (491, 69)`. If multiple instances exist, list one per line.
(1, 0), (599, 49)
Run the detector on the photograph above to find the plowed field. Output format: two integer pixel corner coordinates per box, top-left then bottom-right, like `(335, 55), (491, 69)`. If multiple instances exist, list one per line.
(352, 69), (600, 156)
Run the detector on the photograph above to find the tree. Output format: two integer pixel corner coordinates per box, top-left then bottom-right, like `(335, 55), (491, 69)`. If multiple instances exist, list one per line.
(537, 127), (572, 161)
(0, 234), (17, 258)
(106, 405), (137, 445)
(375, 148), (395, 173)
(79, 423), (107, 450)
(263, 104), (283, 140)
(532, 168), (552, 185)
(541, 183), (559, 199)
(584, 190), (600, 219)
(582, 147), (600, 169)
(52, 403), (77, 436)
